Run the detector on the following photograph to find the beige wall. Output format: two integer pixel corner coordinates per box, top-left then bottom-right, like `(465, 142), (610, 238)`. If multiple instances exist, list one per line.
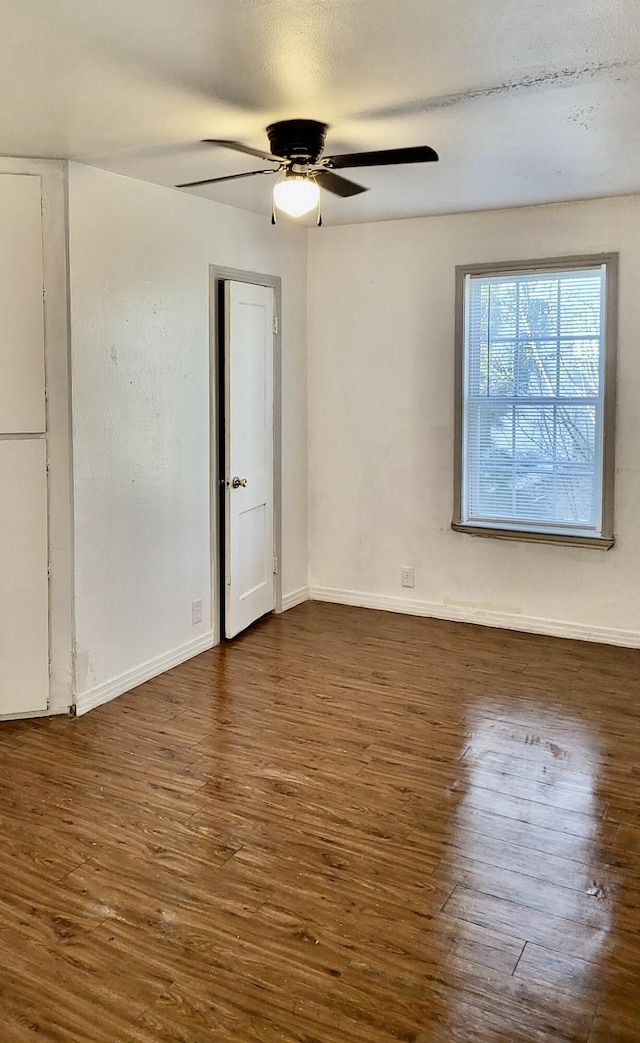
(69, 164), (308, 709)
(307, 195), (640, 645)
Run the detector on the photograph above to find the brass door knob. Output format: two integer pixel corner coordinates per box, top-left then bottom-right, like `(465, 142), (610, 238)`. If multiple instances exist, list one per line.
(232, 476), (248, 488)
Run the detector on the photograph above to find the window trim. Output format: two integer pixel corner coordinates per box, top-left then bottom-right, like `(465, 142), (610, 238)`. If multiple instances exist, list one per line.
(452, 253), (618, 550)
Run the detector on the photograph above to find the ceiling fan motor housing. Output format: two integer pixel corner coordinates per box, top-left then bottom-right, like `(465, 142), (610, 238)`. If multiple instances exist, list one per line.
(266, 119), (328, 164)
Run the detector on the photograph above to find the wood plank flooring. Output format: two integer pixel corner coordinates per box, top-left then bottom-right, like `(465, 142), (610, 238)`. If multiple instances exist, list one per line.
(1, 601), (639, 1042)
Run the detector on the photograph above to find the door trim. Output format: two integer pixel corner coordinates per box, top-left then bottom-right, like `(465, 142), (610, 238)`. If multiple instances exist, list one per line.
(209, 266), (282, 646)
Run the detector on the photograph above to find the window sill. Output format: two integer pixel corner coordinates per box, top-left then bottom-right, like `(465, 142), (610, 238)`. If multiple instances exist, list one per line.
(451, 522), (614, 550)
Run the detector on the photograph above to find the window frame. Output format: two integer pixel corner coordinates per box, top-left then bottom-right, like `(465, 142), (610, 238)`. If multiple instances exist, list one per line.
(452, 253), (618, 550)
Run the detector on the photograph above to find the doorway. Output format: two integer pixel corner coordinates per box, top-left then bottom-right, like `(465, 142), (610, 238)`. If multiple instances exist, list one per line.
(210, 267), (282, 643)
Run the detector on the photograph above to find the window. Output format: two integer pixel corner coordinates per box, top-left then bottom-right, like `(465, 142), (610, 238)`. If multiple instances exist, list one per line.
(453, 254), (617, 548)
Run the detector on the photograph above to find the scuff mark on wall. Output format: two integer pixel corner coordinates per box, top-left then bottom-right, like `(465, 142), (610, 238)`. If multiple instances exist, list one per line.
(73, 647), (97, 698)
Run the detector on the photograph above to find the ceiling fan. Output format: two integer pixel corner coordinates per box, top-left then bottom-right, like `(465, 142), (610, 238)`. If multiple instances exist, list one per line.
(176, 119), (438, 223)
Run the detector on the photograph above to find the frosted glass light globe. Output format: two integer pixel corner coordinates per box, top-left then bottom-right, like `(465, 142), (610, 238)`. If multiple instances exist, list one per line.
(273, 176), (320, 217)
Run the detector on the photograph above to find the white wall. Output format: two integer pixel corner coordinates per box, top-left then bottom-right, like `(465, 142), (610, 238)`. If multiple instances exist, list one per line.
(69, 164), (308, 710)
(307, 195), (640, 646)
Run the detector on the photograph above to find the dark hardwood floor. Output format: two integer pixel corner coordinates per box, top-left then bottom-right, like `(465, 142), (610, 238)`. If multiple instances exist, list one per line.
(1, 601), (639, 1042)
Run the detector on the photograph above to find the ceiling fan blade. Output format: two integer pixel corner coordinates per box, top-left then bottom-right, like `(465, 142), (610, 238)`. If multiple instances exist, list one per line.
(176, 169), (277, 189)
(314, 169), (368, 197)
(323, 145), (439, 169)
(202, 138), (282, 163)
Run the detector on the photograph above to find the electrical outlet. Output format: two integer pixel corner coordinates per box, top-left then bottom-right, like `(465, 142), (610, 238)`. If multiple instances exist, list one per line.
(191, 599), (203, 625)
(401, 566), (415, 588)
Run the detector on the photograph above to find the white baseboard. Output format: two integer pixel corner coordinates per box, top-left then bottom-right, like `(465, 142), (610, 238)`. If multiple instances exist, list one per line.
(74, 631), (215, 717)
(309, 586), (640, 648)
(282, 586), (310, 611)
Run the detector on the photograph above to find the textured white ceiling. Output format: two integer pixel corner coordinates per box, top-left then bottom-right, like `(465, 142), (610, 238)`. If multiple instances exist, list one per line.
(1, 0), (639, 224)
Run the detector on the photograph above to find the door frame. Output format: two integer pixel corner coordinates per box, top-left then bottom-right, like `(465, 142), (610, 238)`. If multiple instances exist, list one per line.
(209, 266), (282, 645)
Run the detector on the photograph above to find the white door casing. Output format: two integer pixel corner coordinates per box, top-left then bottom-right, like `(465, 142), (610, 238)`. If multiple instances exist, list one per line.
(224, 281), (275, 638)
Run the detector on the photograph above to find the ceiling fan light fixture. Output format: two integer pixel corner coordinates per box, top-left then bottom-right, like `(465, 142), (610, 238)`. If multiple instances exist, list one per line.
(185, 122), (438, 224)
(273, 173), (319, 217)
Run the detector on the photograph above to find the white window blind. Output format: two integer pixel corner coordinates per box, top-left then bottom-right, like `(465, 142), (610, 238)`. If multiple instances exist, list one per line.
(461, 263), (608, 538)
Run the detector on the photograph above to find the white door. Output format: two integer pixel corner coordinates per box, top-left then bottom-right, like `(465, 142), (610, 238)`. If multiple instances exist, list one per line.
(0, 173), (49, 717)
(0, 439), (49, 715)
(224, 281), (275, 638)
(0, 175), (46, 433)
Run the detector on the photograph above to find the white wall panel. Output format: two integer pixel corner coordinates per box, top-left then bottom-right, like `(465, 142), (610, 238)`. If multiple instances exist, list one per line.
(0, 174), (45, 434)
(0, 439), (49, 714)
